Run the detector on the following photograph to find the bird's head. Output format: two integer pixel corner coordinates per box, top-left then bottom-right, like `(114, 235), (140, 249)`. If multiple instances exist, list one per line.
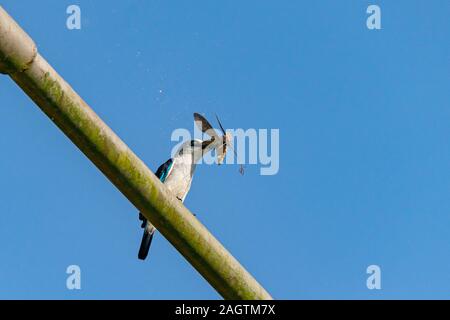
(176, 139), (212, 164)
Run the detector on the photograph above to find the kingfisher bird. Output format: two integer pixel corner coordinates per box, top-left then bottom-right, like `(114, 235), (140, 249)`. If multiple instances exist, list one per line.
(138, 137), (221, 260)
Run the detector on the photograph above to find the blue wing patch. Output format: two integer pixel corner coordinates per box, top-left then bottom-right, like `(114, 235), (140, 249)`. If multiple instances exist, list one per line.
(155, 158), (174, 183)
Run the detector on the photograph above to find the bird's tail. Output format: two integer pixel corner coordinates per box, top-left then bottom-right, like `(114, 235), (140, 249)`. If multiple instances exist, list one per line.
(138, 229), (154, 260)
(138, 213), (156, 260)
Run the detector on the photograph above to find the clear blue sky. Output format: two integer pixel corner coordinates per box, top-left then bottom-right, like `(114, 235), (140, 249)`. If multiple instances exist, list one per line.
(0, 1), (449, 299)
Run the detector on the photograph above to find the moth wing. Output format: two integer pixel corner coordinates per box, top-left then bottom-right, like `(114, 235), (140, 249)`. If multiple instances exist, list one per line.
(194, 113), (220, 139)
(217, 142), (227, 165)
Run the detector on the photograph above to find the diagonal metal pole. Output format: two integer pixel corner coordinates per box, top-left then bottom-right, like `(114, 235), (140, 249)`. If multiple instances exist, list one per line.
(0, 6), (272, 300)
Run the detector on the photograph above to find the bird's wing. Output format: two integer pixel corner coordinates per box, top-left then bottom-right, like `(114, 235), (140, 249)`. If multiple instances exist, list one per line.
(155, 158), (174, 183)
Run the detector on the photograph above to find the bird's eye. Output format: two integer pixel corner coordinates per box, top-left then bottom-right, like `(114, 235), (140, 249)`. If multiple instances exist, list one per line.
(190, 140), (196, 147)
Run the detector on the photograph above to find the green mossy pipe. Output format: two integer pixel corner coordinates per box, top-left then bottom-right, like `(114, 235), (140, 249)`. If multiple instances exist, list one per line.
(0, 7), (36, 74)
(0, 6), (272, 300)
